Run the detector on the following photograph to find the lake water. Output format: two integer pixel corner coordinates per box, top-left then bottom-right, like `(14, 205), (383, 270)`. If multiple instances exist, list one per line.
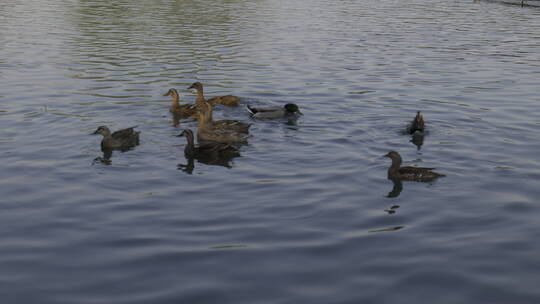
(1, 0), (540, 303)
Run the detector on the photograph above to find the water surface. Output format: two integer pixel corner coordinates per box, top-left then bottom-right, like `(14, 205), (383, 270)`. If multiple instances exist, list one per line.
(1, 0), (540, 303)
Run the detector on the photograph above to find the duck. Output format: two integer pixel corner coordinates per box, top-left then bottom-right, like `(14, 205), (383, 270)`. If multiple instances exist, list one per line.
(407, 111), (425, 134)
(384, 151), (445, 182)
(163, 88), (198, 117)
(246, 103), (303, 119)
(187, 81), (240, 106)
(198, 99), (250, 133)
(178, 129), (240, 160)
(93, 126), (140, 151)
(190, 111), (249, 144)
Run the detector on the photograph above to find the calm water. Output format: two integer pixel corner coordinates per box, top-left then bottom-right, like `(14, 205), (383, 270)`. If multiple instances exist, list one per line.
(1, 0), (540, 303)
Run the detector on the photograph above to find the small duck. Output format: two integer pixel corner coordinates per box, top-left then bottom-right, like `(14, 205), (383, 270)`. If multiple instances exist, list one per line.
(93, 126), (140, 151)
(187, 82), (240, 106)
(163, 88), (198, 117)
(190, 112), (248, 144)
(178, 129), (240, 160)
(246, 103), (303, 119)
(384, 151), (445, 182)
(407, 111), (425, 134)
(198, 100), (250, 133)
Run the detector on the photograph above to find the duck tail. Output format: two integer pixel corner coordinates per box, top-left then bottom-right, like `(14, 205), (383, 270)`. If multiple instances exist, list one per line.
(245, 105), (256, 116)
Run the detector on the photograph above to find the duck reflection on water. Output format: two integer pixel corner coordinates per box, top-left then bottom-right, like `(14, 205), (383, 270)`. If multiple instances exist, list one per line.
(176, 129), (241, 174)
(386, 178), (403, 198)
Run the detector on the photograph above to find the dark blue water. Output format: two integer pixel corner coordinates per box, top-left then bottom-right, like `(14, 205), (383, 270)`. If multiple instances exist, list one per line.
(1, 0), (540, 303)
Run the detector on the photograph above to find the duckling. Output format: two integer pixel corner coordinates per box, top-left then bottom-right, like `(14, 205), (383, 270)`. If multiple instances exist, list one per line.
(93, 126), (140, 151)
(190, 112), (248, 144)
(246, 103), (303, 119)
(187, 81), (240, 106)
(198, 100), (250, 133)
(407, 111), (425, 135)
(163, 88), (198, 117)
(178, 129), (240, 160)
(384, 151), (445, 182)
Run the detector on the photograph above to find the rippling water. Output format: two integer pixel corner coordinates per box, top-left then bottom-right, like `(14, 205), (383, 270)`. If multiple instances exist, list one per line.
(1, 0), (540, 303)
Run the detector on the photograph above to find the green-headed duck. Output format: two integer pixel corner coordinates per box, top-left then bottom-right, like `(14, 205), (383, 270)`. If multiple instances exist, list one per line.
(246, 103), (302, 119)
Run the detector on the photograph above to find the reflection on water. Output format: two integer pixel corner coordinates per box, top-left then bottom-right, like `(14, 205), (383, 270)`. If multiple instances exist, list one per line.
(384, 205), (400, 215)
(386, 178), (403, 198)
(93, 148), (113, 165)
(177, 152), (240, 174)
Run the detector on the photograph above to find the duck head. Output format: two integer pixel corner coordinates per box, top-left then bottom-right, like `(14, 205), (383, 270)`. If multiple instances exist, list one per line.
(284, 103), (303, 115)
(176, 129), (194, 138)
(163, 88), (179, 97)
(383, 151), (403, 163)
(188, 82), (203, 91)
(383, 151), (400, 158)
(92, 126), (111, 136)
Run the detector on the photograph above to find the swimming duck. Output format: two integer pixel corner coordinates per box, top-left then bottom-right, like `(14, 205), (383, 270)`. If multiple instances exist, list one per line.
(190, 112), (249, 144)
(384, 151), (445, 182)
(163, 88), (198, 117)
(178, 129), (240, 160)
(93, 126), (140, 151)
(407, 111), (425, 134)
(198, 100), (250, 133)
(246, 103), (303, 119)
(187, 82), (240, 106)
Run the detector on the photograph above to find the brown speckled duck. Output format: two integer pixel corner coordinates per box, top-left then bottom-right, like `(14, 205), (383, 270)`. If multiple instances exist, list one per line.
(164, 88), (198, 117)
(198, 100), (250, 133)
(93, 126), (140, 151)
(407, 111), (425, 134)
(190, 111), (248, 144)
(384, 151), (445, 182)
(188, 81), (240, 106)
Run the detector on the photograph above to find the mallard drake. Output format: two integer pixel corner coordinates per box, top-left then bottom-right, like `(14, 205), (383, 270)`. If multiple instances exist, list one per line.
(384, 151), (445, 182)
(198, 99), (250, 133)
(178, 129), (240, 159)
(190, 112), (248, 143)
(187, 81), (240, 106)
(93, 126), (140, 151)
(246, 103), (303, 118)
(407, 111), (425, 134)
(164, 88), (198, 117)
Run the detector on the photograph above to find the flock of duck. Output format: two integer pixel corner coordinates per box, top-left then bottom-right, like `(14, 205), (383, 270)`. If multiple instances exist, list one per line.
(92, 82), (445, 181)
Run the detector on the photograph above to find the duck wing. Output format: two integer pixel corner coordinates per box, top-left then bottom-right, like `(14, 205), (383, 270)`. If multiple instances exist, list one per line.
(197, 142), (239, 156)
(212, 119), (251, 133)
(111, 127), (137, 139)
(247, 106), (285, 118)
(198, 129), (248, 144)
(399, 166), (445, 181)
(208, 95), (240, 106)
(171, 104), (198, 117)
(112, 127), (140, 148)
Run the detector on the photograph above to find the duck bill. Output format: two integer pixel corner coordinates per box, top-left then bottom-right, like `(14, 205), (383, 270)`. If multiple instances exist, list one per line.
(296, 110), (304, 116)
(92, 130), (99, 135)
(187, 84), (195, 90)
